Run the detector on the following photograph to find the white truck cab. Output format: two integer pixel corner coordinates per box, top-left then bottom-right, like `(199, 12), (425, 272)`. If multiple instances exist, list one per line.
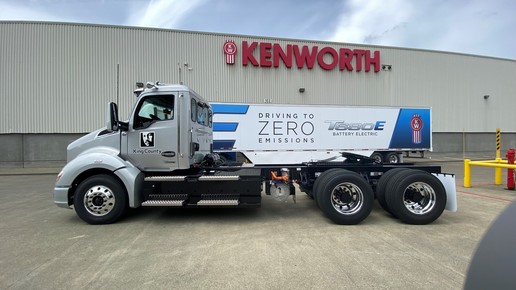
(66, 83), (212, 172)
(124, 83), (212, 171)
(54, 83), (225, 223)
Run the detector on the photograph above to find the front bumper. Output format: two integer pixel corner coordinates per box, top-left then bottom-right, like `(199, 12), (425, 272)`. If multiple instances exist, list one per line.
(54, 186), (72, 209)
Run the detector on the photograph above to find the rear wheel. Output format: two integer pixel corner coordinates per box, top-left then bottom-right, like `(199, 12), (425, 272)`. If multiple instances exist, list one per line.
(312, 168), (345, 208)
(375, 168), (410, 215)
(317, 170), (374, 225)
(370, 152), (383, 163)
(385, 170), (446, 224)
(73, 174), (128, 225)
(385, 152), (400, 163)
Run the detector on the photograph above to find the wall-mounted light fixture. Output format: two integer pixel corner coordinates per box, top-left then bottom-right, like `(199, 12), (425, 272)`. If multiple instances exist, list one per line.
(381, 64), (392, 71)
(484, 95), (490, 100)
(299, 88), (305, 93)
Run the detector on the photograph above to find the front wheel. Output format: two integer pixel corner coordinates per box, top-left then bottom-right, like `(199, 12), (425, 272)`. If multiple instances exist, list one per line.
(318, 170), (374, 225)
(73, 174), (128, 224)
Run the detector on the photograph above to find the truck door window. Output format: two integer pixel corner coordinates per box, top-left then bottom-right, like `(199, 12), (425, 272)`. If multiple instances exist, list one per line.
(134, 95), (174, 129)
(208, 108), (213, 128)
(196, 103), (210, 127)
(202, 106), (208, 126)
(191, 98), (197, 122)
(197, 103), (205, 126)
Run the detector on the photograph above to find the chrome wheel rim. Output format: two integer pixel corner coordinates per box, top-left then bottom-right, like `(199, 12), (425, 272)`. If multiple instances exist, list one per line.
(330, 182), (364, 215)
(403, 182), (436, 215)
(388, 154), (399, 163)
(371, 154), (382, 163)
(83, 185), (116, 216)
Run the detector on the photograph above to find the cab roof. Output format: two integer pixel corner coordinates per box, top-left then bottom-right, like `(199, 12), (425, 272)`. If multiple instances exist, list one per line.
(134, 82), (209, 104)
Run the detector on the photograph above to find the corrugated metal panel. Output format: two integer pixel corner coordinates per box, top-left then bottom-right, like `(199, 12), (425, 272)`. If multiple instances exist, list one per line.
(1, 21), (515, 133)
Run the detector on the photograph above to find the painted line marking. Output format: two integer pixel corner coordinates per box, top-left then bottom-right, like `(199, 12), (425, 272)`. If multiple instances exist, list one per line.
(457, 189), (513, 203)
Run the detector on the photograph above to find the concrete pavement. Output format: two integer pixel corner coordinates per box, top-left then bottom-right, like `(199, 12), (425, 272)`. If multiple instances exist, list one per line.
(1, 158), (515, 289)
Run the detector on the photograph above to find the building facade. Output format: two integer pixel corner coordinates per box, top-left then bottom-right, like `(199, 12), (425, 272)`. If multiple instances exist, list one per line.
(1, 22), (515, 166)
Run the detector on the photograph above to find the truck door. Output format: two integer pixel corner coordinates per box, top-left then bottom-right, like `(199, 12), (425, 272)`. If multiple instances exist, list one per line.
(123, 93), (179, 171)
(190, 99), (212, 163)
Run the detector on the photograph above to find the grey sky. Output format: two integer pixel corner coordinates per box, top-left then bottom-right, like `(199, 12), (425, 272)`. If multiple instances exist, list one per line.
(0, 0), (515, 59)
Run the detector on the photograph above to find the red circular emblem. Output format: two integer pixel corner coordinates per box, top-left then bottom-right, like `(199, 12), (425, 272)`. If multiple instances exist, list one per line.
(223, 41), (237, 55)
(410, 115), (423, 131)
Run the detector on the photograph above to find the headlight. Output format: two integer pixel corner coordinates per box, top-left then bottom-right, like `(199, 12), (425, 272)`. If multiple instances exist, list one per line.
(56, 170), (64, 182)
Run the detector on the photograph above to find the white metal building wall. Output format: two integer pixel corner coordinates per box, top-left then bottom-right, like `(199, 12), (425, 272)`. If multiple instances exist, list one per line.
(1, 21), (515, 133)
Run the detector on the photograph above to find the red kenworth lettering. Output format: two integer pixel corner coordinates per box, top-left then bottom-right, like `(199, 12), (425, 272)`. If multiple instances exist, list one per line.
(242, 41), (259, 66)
(239, 41), (380, 72)
(293, 45), (318, 69)
(273, 43), (292, 68)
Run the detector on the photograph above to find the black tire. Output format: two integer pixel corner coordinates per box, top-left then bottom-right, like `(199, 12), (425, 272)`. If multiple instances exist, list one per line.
(385, 152), (400, 163)
(376, 168), (410, 216)
(312, 168), (345, 208)
(385, 170), (446, 225)
(317, 170), (374, 225)
(370, 152), (384, 163)
(73, 174), (128, 225)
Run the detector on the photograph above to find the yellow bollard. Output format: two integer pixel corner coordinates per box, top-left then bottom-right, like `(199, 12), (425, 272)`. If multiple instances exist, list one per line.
(495, 157), (503, 185)
(464, 159), (471, 188)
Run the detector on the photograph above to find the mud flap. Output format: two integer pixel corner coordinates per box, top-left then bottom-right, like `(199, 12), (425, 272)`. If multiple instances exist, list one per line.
(433, 173), (457, 212)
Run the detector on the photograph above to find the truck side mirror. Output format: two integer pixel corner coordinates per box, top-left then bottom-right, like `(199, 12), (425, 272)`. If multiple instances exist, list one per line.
(106, 102), (119, 132)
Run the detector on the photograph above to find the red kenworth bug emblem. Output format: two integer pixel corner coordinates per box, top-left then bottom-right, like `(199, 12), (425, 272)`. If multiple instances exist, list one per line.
(410, 114), (423, 144)
(223, 40), (237, 64)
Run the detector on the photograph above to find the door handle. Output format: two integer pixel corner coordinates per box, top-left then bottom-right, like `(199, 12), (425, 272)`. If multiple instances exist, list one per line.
(161, 151), (176, 157)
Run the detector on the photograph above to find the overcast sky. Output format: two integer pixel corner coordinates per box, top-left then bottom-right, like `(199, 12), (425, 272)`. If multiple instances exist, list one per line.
(0, 0), (515, 59)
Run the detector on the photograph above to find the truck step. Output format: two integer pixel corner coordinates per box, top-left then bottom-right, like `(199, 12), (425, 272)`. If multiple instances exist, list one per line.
(142, 194), (188, 207)
(197, 199), (239, 206)
(144, 176), (187, 182)
(197, 175), (240, 181)
(196, 193), (240, 206)
(144, 175), (240, 182)
(141, 200), (185, 206)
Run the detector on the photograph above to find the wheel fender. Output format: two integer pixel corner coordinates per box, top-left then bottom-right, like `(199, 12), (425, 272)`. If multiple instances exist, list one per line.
(433, 173), (457, 212)
(56, 148), (143, 208)
(56, 148), (128, 187)
(113, 166), (144, 208)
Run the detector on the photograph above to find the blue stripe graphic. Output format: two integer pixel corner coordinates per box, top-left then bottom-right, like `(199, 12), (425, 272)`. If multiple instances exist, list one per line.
(213, 122), (239, 132)
(213, 140), (236, 150)
(212, 104), (249, 114)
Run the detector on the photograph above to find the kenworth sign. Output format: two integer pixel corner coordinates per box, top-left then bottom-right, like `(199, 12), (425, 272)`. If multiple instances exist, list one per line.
(223, 40), (381, 72)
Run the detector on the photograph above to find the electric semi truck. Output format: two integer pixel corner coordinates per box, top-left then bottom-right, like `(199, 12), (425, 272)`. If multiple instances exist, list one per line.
(53, 82), (457, 225)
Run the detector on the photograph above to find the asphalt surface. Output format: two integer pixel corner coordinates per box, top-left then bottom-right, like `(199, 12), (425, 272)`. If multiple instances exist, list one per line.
(1, 153), (515, 289)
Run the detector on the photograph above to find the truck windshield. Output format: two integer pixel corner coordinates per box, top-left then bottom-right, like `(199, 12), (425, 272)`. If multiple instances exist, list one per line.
(134, 95), (174, 129)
